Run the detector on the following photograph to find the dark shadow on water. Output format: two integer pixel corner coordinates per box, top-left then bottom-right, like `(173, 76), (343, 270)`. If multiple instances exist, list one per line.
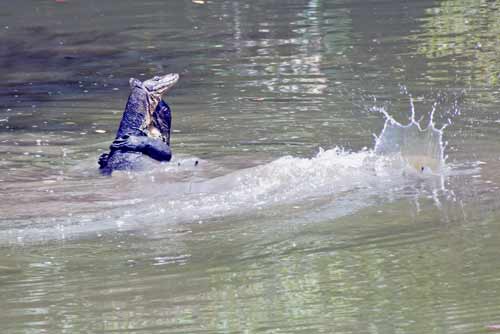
(0, 26), (195, 107)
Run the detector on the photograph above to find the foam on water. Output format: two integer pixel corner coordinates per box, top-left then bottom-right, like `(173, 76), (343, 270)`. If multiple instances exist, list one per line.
(0, 106), (448, 244)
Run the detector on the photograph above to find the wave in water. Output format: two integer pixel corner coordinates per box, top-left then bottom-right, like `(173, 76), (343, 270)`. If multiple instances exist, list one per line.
(0, 107), (448, 244)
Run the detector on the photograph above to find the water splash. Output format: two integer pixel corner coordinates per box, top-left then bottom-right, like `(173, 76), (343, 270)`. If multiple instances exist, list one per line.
(373, 96), (446, 174)
(0, 100), (451, 244)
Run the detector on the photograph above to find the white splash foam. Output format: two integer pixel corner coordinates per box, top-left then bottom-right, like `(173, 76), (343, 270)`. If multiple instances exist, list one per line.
(0, 105), (449, 244)
(373, 96), (446, 174)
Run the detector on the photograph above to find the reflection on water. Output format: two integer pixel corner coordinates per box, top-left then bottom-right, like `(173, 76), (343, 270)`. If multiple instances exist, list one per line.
(2, 0), (500, 333)
(416, 0), (500, 88)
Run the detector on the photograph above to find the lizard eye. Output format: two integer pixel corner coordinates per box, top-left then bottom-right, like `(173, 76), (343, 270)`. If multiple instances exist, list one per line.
(153, 76), (161, 81)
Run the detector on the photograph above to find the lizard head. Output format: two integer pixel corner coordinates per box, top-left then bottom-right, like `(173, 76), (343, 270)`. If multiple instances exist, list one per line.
(129, 73), (179, 110)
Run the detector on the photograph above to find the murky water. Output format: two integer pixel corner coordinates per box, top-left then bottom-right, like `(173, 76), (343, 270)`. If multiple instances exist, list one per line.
(2, 0), (500, 333)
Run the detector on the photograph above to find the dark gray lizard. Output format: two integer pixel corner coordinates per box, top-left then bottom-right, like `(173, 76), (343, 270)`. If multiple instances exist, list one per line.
(98, 73), (179, 175)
